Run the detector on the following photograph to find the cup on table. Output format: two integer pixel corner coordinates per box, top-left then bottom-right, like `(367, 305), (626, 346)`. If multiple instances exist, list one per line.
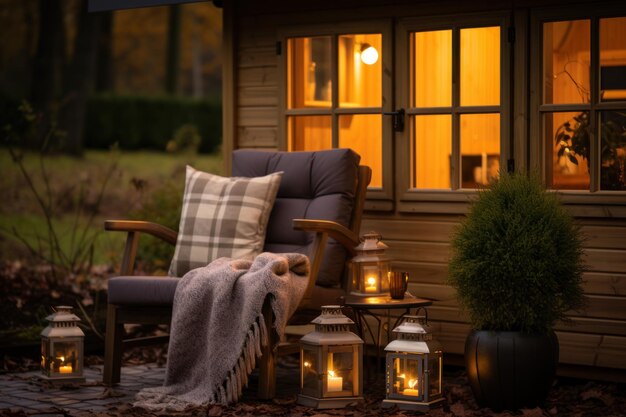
(388, 271), (409, 299)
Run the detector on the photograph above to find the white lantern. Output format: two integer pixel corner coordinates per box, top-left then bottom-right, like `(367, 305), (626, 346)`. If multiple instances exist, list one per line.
(40, 306), (85, 383)
(350, 232), (391, 296)
(298, 305), (363, 409)
(382, 314), (444, 411)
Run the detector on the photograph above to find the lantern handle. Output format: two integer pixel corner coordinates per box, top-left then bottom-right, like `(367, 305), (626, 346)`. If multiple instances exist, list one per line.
(415, 307), (429, 323)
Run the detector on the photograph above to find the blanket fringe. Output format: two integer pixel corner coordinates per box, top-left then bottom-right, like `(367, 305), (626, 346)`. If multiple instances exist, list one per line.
(218, 313), (268, 404)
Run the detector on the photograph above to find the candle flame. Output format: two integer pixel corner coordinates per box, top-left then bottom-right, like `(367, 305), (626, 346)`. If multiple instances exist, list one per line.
(328, 370), (336, 377)
(367, 277), (376, 286)
(59, 356), (65, 362)
(408, 379), (418, 389)
(303, 361), (311, 368)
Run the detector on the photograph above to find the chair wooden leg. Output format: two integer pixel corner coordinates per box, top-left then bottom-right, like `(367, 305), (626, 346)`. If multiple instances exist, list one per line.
(103, 304), (124, 386)
(258, 298), (277, 399)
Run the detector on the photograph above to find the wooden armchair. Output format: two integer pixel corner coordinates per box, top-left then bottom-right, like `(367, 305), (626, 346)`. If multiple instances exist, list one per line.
(103, 149), (371, 400)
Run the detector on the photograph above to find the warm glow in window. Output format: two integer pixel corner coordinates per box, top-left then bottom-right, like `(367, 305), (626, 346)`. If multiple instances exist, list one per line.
(339, 115), (382, 187)
(288, 37), (332, 109)
(460, 114), (500, 188)
(460, 27), (500, 106)
(414, 115), (451, 189)
(543, 20), (590, 105)
(286, 33), (384, 188)
(339, 34), (382, 107)
(288, 116), (332, 151)
(411, 26), (501, 190)
(546, 111), (590, 190)
(543, 17), (626, 191)
(414, 30), (451, 107)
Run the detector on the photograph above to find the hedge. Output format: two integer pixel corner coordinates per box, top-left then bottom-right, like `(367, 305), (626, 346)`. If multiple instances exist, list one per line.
(84, 94), (222, 153)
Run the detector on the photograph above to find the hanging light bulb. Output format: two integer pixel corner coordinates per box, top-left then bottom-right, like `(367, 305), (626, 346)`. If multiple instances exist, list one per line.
(360, 43), (379, 65)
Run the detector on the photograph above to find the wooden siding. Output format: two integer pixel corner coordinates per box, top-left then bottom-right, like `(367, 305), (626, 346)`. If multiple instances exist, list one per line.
(363, 215), (626, 372)
(226, 0), (626, 378)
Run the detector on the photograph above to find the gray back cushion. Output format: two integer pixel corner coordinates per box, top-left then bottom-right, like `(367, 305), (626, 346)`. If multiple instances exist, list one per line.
(232, 149), (360, 287)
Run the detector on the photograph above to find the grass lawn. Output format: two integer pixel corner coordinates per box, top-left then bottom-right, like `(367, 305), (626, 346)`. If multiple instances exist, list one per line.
(0, 148), (222, 267)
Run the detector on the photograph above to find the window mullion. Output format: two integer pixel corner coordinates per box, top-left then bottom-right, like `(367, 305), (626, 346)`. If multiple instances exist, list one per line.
(590, 17), (600, 192)
(331, 34), (339, 148)
(451, 27), (461, 190)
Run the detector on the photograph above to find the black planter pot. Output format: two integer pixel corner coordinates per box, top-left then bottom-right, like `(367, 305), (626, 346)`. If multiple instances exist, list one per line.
(464, 330), (559, 411)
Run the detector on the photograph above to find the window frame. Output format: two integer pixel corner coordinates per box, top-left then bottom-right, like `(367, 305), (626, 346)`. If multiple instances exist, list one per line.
(395, 12), (512, 212)
(278, 20), (394, 206)
(530, 4), (626, 204)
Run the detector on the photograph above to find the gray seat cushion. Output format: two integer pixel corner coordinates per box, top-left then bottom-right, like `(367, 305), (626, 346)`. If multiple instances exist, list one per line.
(108, 276), (180, 306)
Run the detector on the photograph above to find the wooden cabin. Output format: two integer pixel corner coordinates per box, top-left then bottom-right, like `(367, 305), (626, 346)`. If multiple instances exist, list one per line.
(219, 0), (626, 380)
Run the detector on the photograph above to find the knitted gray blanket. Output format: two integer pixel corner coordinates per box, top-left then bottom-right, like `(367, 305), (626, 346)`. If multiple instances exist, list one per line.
(134, 252), (310, 411)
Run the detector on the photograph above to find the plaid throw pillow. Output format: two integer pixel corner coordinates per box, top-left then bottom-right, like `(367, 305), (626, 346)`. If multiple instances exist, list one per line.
(169, 166), (283, 277)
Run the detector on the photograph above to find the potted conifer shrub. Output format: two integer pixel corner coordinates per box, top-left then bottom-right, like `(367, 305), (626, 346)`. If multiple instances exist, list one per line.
(448, 172), (585, 411)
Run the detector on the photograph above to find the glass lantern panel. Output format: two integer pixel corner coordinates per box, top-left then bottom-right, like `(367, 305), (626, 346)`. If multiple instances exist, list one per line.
(301, 346), (319, 396)
(391, 356), (423, 400)
(428, 354), (443, 396)
(41, 339), (49, 375)
(51, 341), (80, 375)
(362, 265), (382, 294)
(325, 348), (354, 397)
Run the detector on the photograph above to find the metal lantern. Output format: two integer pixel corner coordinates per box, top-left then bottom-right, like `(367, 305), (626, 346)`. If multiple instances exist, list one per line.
(40, 306), (85, 383)
(382, 314), (444, 411)
(350, 231), (391, 296)
(298, 305), (364, 409)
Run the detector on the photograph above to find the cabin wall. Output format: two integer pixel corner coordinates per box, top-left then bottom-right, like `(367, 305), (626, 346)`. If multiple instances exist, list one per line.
(225, 0), (626, 378)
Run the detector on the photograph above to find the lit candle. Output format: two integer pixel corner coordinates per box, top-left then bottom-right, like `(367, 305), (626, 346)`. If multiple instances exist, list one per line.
(327, 370), (343, 392)
(403, 378), (419, 396)
(59, 365), (73, 374)
(365, 276), (378, 293)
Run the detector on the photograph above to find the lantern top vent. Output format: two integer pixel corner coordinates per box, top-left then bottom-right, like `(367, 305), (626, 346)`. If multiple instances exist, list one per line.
(393, 315), (432, 342)
(312, 305), (354, 332)
(45, 306), (81, 324)
(355, 232), (388, 253)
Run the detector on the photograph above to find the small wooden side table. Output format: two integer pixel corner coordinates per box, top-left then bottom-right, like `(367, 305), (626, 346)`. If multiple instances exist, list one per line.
(344, 294), (432, 375)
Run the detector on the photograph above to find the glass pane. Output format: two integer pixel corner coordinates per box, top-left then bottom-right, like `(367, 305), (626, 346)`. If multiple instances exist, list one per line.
(288, 37), (332, 108)
(543, 20), (590, 104)
(414, 115), (451, 189)
(339, 34), (382, 107)
(414, 30), (452, 107)
(326, 350), (354, 396)
(302, 347), (319, 395)
(339, 114), (382, 187)
(428, 355), (442, 396)
(600, 17), (626, 102)
(391, 356), (422, 399)
(600, 111), (626, 190)
(460, 114), (500, 188)
(288, 116), (332, 151)
(546, 111), (590, 190)
(51, 341), (79, 374)
(460, 27), (500, 106)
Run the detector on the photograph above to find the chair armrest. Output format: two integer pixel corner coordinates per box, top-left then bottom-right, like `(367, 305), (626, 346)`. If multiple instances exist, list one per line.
(292, 219), (359, 303)
(293, 219), (359, 256)
(105, 220), (178, 276)
(105, 220), (178, 245)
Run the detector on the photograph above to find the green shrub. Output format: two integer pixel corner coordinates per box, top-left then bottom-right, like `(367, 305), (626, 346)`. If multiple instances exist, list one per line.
(84, 94), (222, 153)
(448, 172), (585, 334)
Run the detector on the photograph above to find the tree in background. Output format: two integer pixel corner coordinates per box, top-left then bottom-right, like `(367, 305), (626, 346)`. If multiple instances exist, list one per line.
(0, 0), (222, 154)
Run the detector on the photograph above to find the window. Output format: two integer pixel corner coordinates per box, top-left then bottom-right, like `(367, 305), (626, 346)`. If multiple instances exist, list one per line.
(540, 16), (626, 191)
(404, 22), (506, 192)
(283, 24), (391, 192)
